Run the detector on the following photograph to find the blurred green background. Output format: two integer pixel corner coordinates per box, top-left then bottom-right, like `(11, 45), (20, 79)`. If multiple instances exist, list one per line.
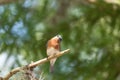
(0, 0), (120, 80)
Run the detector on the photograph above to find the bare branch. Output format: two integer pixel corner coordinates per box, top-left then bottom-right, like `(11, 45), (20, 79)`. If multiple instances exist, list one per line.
(1, 49), (70, 80)
(0, 0), (19, 5)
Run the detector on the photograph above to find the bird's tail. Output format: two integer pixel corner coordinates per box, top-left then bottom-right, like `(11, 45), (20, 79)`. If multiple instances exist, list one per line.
(50, 65), (54, 73)
(49, 58), (56, 73)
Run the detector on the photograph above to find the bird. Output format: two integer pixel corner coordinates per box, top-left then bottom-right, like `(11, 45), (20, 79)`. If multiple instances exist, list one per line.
(46, 35), (62, 73)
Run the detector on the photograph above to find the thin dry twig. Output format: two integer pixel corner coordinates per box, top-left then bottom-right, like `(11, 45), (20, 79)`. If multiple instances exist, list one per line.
(0, 49), (70, 80)
(0, 0), (19, 5)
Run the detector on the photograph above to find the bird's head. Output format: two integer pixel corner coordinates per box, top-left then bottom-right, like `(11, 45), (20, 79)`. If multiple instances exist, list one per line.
(48, 34), (62, 45)
(56, 35), (62, 42)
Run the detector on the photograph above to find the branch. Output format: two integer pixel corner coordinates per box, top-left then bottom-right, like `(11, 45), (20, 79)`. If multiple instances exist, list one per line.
(1, 49), (70, 80)
(0, 0), (19, 5)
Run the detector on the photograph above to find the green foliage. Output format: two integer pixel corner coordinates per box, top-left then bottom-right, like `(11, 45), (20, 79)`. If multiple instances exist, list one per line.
(0, 0), (120, 80)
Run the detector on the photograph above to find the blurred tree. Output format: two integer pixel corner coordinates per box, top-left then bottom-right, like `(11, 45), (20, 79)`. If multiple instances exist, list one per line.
(0, 0), (120, 80)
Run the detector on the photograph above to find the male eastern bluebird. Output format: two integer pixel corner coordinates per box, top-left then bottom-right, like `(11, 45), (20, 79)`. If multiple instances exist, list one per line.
(46, 35), (62, 73)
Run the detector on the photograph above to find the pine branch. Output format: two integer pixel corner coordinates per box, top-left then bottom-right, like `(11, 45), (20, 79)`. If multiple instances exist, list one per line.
(0, 49), (70, 80)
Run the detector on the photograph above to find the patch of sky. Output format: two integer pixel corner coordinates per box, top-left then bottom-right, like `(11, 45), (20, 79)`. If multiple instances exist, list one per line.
(23, 0), (33, 8)
(11, 20), (28, 40)
(0, 6), (4, 15)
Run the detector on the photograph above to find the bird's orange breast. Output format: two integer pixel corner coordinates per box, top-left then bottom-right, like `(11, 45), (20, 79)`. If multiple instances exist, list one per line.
(47, 38), (60, 50)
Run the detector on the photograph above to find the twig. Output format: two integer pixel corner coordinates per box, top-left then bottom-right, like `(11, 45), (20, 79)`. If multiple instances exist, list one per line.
(1, 49), (70, 80)
(0, 0), (18, 5)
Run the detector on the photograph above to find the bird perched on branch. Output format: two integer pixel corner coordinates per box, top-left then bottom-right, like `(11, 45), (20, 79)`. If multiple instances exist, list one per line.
(46, 35), (62, 73)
